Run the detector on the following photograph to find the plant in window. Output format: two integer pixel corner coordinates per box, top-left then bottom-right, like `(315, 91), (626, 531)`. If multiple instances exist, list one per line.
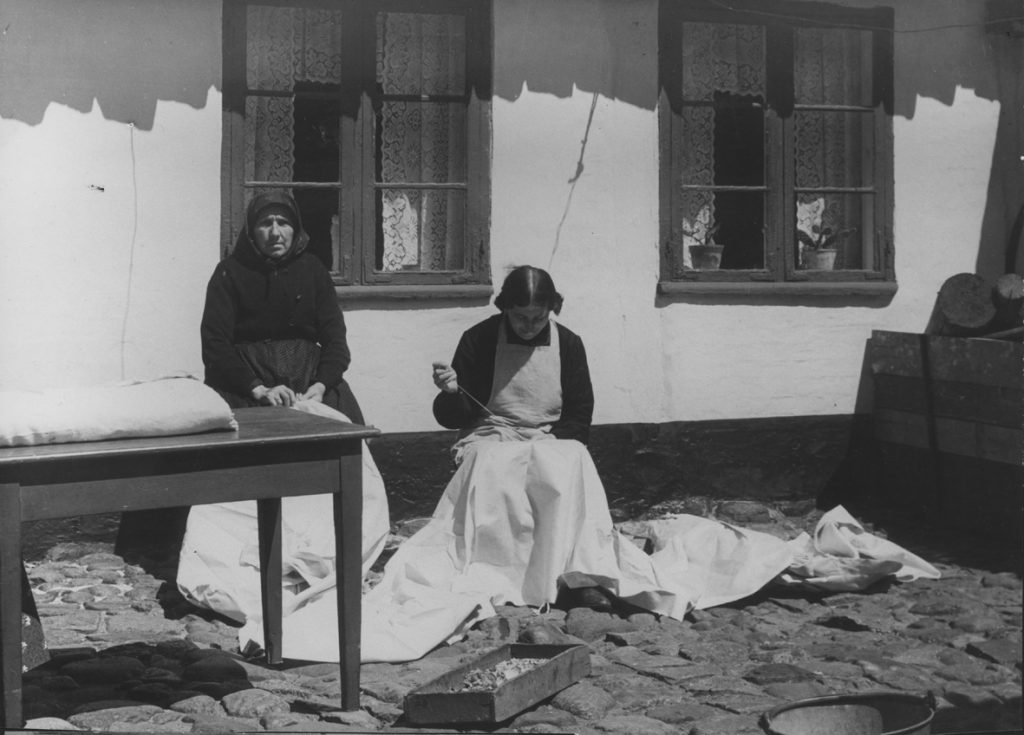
(683, 206), (723, 271)
(797, 198), (855, 270)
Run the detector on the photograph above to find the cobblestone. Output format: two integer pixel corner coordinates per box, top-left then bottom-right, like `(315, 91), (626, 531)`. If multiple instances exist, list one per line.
(19, 503), (1023, 734)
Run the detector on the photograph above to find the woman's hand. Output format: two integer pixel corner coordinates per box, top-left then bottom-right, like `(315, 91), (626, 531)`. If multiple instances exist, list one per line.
(251, 384), (297, 407)
(300, 382), (326, 403)
(432, 362), (459, 394)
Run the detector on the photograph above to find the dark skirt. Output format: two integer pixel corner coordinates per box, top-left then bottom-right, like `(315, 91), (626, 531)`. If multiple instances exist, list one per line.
(214, 338), (365, 425)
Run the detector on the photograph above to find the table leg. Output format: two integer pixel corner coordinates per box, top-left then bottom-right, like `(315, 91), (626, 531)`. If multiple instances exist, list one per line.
(256, 497), (283, 665)
(335, 441), (363, 710)
(0, 484), (24, 729)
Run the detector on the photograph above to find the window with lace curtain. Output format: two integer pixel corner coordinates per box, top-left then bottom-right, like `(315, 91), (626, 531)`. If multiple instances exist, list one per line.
(222, 0), (492, 294)
(658, 0), (895, 295)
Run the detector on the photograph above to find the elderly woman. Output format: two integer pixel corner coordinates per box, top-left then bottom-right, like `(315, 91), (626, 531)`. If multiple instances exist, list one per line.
(199, 190), (362, 420)
(176, 191), (389, 660)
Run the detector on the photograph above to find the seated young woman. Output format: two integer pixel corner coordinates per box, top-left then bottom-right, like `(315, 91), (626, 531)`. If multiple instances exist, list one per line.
(369, 266), (622, 616)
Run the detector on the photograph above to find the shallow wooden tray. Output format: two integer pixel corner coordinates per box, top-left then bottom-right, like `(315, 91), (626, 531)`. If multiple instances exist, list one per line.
(403, 643), (591, 726)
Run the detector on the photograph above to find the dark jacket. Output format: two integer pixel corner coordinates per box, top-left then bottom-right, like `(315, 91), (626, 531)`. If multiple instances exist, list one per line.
(200, 192), (358, 418)
(432, 313), (594, 444)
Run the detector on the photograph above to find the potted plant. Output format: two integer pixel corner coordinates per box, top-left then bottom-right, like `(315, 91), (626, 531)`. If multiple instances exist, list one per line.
(687, 222), (724, 271)
(798, 223), (855, 270)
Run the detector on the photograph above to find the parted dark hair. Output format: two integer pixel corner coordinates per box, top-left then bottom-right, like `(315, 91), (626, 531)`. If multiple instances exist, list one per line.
(494, 265), (563, 315)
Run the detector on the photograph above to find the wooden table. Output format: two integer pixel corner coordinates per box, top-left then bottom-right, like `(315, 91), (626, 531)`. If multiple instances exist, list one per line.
(0, 407), (378, 729)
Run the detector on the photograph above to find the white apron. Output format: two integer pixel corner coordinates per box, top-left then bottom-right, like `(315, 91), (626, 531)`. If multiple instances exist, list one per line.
(356, 320), (628, 661)
(450, 320), (562, 462)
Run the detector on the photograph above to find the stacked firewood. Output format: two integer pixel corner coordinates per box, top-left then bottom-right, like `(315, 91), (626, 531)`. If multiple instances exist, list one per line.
(926, 272), (1024, 340)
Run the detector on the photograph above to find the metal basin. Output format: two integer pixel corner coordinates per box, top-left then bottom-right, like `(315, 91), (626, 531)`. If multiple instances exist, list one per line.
(761, 692), (936, 735)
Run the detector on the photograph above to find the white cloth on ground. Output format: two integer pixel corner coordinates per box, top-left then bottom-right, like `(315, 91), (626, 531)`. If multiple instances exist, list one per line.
(204, 426), (941, 664)
(359, 439), (796, 662)
(779, 505), (941, 591)
(175, 400), (390, 655)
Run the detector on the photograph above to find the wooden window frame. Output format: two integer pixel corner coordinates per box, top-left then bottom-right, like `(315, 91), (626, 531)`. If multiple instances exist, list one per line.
(222, 0), (493, 299)
(658, 0), (896, 298)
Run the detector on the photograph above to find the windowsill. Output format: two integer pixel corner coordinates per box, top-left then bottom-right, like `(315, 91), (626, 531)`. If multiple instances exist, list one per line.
(658, 280), (898, 299)
(336, 283), (494, 302)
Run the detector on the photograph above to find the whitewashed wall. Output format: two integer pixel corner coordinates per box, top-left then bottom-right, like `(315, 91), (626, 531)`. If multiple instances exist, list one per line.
(0, 0), (1010, 435)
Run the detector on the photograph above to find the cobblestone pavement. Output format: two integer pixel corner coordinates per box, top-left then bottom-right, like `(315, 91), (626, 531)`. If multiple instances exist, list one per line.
(19, 501), (1023, 734)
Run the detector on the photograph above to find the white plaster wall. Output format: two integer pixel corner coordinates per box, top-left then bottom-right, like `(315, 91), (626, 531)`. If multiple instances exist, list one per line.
(0, 95), (221, 389)
(0, 0), (1008, 435)
(0, 0), (222, 390)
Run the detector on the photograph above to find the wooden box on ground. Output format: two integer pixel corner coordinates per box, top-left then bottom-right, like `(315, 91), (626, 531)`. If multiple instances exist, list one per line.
(868, 330), (1023, 542)
(403, 644), (590, 726)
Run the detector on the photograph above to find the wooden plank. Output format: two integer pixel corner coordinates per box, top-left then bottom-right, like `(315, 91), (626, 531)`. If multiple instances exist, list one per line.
(870, 330), (1023, 388)
(874, 408), (1023, 465)
(18, 461), (339, 521)
(0, 484), (25, 728)
(873, 374), (1022, 429)
(337, 452), (363, 711)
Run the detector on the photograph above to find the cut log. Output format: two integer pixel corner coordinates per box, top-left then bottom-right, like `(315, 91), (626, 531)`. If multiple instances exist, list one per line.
(925, 273), (996, 336)
(992, 272), (1024, 330)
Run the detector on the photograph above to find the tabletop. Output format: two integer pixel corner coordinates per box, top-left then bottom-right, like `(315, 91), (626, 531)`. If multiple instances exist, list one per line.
(0, 407), (380, 467)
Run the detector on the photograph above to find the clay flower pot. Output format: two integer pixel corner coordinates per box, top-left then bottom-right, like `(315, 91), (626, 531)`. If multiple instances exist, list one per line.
(689, 244), (725, 270)
(802, 248), (837, 270)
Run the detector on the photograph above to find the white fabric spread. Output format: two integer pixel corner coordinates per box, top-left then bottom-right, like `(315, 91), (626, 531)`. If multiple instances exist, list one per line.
(208, 427), (938, 664)
(0, 373), (238, 447)
(172, 332), (939, 664)
(176, 401), (391, 655)
(177, 434), (940, 663)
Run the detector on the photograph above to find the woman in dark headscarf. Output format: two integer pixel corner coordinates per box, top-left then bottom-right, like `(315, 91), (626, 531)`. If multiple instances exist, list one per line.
(200, 190), (363, 423)
(178, 191), (389, 660)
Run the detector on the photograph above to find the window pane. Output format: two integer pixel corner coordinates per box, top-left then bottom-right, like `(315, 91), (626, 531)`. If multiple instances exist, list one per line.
(378, 102), (467, 183)
(377, 12), (466, 96)
(681, 22), (765, 101)
(678, 94), (765, 271)
(245, 96), (295, 182)
(794, 27), (871, 106)
(377, 188), (466, 272)
(796, 193), (876, 271)
(677, 190), (765, 271)
(795, 111), (871, 188)
(295, 85), (341, 183)
(247, 6), (344, 91)
(244, 6), (344, 185)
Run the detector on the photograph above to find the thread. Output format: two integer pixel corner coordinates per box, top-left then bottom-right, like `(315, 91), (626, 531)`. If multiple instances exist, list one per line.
(458, 384), (494, 416)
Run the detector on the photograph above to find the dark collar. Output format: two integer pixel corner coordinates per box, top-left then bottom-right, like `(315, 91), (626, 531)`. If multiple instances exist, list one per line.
(503, 315), (552, 346)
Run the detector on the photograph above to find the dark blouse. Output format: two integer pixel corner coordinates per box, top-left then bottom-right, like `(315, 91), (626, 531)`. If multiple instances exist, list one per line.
(432, 313), (594, 444)
(200, 241), (351, 400)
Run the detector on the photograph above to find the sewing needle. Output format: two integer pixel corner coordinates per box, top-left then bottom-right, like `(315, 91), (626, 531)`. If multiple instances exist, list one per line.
(458, 384), (494, 416)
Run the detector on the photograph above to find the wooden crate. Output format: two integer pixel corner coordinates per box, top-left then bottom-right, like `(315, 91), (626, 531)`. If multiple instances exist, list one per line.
(869, 330), (1022, 465)
(868, 330), (1023, 542)
(403, 644), (590, 726)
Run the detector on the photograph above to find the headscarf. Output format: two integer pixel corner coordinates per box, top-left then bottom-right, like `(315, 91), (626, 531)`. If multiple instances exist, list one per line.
(234, 190), (310, 268)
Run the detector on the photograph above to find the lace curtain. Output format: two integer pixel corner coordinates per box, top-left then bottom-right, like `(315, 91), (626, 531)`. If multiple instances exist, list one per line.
(794, 28), (868, 268)
(244, 6), (343, 183)
(377, 12), (466, 272)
